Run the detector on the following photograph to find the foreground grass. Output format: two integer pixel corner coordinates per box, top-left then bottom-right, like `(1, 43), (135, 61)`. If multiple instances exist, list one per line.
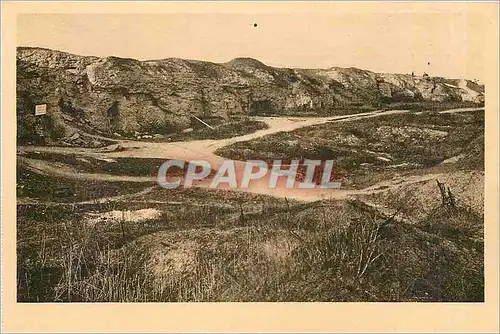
(18, 187), (483, 302)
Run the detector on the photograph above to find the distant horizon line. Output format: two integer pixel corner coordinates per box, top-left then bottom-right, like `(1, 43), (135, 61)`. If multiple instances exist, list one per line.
(17, 45), (483, 83)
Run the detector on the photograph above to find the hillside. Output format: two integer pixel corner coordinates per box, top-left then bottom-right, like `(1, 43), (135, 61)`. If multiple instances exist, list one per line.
(17, 47), (484, 144)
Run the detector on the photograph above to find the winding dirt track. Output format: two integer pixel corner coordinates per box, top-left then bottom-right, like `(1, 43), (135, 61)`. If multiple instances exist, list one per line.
(18, 107), (482, 202)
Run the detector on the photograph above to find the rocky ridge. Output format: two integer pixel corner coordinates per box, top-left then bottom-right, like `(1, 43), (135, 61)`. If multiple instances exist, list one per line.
(17, 47), (484, 143)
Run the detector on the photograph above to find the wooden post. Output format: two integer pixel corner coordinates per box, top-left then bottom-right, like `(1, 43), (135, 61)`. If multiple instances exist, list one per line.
(239, 202), (245, 224)
(436, 180), (447, 206)
(447, 187), (456, 207)
(192, 115), (214, 130)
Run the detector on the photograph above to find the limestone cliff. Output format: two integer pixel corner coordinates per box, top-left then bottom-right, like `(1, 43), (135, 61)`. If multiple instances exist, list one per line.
(17, 47), (484, 143)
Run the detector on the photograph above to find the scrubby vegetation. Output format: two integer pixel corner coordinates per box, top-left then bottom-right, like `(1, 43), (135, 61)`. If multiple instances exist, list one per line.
(17, 172), (483, 302)
(381, 100), (483, 112)
(19, 152), (169, 177)
(251, 101), (483, 117)
(16, 107), (484, 303)
(215, 110), (484, 188)
(152, 118), (268, 142)
(16, 164), (152, 203)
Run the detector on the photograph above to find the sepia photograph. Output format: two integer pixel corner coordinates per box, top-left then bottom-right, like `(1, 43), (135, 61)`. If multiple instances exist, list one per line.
(2, 1), (499, 332)
(14, 11), (488, 303)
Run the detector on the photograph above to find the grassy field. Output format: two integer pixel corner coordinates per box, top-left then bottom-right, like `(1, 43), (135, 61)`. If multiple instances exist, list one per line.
(17, 164), (153, 203)
(248, 101), (483, 117)
(16, 109), (484, 302)
(17, 169), (483, 302)
(105, 116), (269, 142)
(19, 152), (169, 177)
(215, 110), (484, 188)
(164, 118), (268, 142)
(18, 115), (268, 147)
(380, 100), (483, 112)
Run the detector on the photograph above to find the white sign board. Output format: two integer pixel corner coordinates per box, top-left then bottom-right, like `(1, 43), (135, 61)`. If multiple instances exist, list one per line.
(35, 104), (47, 116)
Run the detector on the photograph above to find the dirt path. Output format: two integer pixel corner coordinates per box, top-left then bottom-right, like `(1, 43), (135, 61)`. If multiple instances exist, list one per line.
(17, 107), (482, 202)
(18, 107), (482, 161)
(18, 146), (445, 203)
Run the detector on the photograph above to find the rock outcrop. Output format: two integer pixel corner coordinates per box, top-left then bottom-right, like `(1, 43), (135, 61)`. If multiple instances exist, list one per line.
(17, 47), (484, 143)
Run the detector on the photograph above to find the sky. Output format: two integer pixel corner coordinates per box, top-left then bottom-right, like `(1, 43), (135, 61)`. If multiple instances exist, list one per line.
(17, 12), (485, 81)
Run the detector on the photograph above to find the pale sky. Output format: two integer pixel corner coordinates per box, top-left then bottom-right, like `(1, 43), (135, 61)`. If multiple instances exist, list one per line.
(17, 12), (485, 81)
